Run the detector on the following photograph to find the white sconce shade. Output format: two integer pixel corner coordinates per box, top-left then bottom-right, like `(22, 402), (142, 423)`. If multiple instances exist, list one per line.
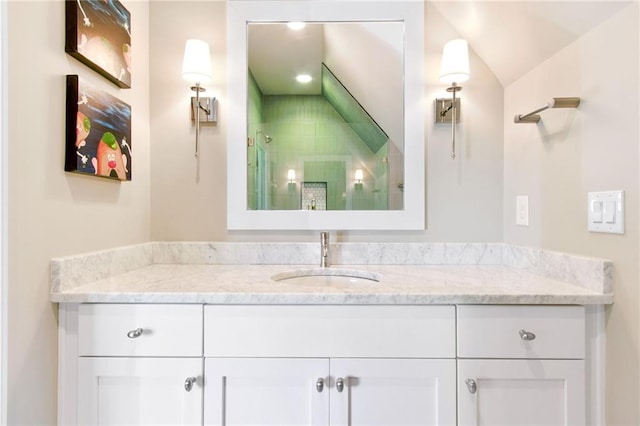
(183, 39), (213, 159)
(182, 39), (212, 84)
(439, 39), (469, 84)
(287, 169), (296, 183)
(354, 169), (364, 183)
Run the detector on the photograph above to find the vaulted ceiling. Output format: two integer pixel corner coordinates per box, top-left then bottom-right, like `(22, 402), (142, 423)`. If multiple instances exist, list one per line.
(432, 1), (631, 86)
(249, 1), (632, 91)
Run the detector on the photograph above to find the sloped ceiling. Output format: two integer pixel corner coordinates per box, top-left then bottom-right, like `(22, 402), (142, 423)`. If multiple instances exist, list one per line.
(249, 2), (632, 93)
(431, 1), (631, 87)
(248, 23), (324, 95)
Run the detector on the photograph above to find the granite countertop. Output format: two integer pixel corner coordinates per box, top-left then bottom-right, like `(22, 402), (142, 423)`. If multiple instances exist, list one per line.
(50, 242), (614, 305)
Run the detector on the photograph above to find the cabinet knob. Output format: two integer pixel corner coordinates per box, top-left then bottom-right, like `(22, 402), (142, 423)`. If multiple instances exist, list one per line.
(126, 328), (144, 339)
(184, 376), (197, 392)
(519, 329), (536, 341)
(336, 377), (345, 393)
(465, 378), (477, 394)
(316, 378), (324, 393)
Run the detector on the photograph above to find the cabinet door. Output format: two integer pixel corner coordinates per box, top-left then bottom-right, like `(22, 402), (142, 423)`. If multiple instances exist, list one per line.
(458, 359), (585, 426)
(330, 358), (456, 426)
(204, 358), (329, 426)
(77, 357), (203, 426)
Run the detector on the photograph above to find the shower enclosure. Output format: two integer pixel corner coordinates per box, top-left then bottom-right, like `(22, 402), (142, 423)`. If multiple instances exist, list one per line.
(250, 118), (389, 211)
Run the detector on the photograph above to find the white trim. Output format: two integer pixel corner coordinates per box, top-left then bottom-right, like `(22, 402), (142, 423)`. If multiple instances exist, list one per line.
(585, 304), (606, 426)
(0, 0), (7, 423)
(226, 1), (425, 230)
(58, 304), (79, 426)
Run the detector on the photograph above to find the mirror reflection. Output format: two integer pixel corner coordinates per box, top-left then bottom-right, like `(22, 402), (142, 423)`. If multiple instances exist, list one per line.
(246, 21), (404, 211)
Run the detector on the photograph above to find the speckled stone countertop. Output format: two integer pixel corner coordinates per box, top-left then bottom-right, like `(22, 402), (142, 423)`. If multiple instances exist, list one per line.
(50, 242), (614, 305)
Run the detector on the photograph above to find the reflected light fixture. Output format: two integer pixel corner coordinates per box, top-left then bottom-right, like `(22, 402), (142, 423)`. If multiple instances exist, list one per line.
(354, 169), (364, 184)
(438, 39), (469, 159)
(296, 74), (312, 84)
(287, 21), (306, 30)
(182, 39), (214, 158)
(287, 169), (296, 184)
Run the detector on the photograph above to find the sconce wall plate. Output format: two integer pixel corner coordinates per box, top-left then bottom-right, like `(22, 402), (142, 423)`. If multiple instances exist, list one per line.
(435, 98), (461, 123)
(191, 97), (217, 123)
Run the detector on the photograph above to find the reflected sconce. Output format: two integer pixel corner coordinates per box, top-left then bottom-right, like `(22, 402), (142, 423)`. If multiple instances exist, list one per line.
(182, 39), (216, 158)
(354, 169), (364, 185)
(287, 169), (296, 184)
(436, 39), (470, 159)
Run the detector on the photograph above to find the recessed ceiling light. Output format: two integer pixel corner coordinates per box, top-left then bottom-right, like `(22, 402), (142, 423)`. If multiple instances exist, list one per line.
(287, 22), (306, 31)
(296, 74), (312, 83)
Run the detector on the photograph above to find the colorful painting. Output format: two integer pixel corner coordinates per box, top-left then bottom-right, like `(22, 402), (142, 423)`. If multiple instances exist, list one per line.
(65, 0), (132, 88)
(65, 75), (132, 181)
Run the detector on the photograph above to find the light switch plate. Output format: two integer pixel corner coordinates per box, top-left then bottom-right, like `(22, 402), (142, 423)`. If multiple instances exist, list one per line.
(588, 190), (624, 234)
(516, 195), (529, 226)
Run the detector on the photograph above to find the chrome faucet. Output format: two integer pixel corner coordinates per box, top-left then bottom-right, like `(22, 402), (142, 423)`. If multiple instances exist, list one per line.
(320, 231), (330, 267)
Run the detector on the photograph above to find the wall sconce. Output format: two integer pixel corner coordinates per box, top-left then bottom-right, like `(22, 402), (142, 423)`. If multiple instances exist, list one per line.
(182, 39), (215, 158)
(354, 169), (364, 185)
(436, 39), (470, 159)
(287, 169), (296, 184)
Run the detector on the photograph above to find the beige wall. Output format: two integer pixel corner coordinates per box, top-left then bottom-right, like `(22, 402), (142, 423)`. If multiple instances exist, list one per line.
(7, 1), (637, 424)
(150, 1), (228, 241)
(149, 2), (505, 243)
(6, 1), (150, 423)
(503, 4), (640, 425)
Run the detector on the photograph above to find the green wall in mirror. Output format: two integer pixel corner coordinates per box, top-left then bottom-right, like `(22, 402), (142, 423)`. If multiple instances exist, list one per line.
(246, 21), (403, 211)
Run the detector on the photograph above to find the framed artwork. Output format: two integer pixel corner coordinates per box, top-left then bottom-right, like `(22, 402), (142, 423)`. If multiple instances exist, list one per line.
(65, 0), (132, 88)
(65, 75), (132, 181)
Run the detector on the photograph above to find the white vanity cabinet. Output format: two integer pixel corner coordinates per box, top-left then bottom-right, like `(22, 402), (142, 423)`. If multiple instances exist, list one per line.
(205, 357), (455, 426)
(328, 358), (456, 426)
(456, 305), (586, 426)
(203, 305), (457, 426)
(58, 303), (591, 426)
(60, 304), (204, 426)
(77, 357), (203, 425)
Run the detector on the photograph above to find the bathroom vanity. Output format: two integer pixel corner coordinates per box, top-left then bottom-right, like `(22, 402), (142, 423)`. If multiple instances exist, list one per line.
(51, 242), (612, 426)
(59, 303), (587, 426)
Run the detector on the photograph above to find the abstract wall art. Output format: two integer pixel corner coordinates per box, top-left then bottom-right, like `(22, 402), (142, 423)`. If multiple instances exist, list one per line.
(65, 0), (132, 88)
(65, 75), (132, 181)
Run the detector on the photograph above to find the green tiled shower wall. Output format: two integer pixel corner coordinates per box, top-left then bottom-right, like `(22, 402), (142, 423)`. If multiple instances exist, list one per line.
(247, 75), (391, 210)
(262, 95), (388, 210)
(321, 64), (388, 154)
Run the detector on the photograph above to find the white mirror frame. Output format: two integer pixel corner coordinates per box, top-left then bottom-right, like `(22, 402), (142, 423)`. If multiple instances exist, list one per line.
(227, 0), (424, 230)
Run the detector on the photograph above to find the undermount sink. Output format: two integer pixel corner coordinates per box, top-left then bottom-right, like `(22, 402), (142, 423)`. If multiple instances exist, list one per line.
(271, 268), (382, 285)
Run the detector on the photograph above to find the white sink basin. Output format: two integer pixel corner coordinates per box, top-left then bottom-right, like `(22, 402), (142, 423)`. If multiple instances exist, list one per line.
(271, 268), (382, 285)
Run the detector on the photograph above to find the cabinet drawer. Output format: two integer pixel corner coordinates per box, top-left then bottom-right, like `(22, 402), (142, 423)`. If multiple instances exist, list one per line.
(78, 304), (203, 356)
(457, 305), (585, 359)
(204, 305), (455, 358)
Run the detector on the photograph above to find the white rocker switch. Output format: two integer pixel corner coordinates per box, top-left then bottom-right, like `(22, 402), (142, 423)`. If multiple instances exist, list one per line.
(592, 201), (603, 223)
(604, 201), (616, 223)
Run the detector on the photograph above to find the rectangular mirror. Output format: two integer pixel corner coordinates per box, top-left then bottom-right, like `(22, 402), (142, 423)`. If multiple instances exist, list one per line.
(228, 1), (424, 230)
(248, 21), (403, 211)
